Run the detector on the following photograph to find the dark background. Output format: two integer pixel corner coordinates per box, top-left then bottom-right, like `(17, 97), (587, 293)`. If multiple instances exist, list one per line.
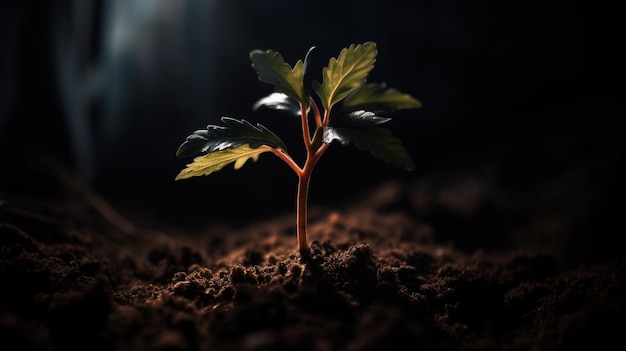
(1, 0), (622, 235)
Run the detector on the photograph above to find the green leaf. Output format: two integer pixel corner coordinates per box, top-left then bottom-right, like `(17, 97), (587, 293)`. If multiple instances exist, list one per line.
(250, 49), (308, 105)
(312, 42), (377, 112)
(343, 83), (422, 113)
(175, 144), (273, 180)
(322, 112), (414, 170)
(176, 117), (287, 158)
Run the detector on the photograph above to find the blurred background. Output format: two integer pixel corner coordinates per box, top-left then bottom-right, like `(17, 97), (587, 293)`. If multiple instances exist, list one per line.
(0, 1), (622, 256)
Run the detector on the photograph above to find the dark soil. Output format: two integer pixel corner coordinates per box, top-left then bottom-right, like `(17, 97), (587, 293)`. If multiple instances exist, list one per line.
(1, 157), (624, 351)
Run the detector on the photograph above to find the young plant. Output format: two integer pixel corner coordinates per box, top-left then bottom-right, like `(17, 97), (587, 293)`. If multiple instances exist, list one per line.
(175, 42), (421, 250)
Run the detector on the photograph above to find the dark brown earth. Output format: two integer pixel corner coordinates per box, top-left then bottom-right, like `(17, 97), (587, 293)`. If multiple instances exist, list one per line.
(1, 154), (624, 351)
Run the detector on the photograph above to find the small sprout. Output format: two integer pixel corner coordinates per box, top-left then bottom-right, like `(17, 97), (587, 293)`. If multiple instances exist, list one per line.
(176, 42), (421, 250)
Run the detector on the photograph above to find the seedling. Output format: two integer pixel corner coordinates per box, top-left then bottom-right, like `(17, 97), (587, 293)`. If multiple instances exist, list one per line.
(175, 42), (421, 250)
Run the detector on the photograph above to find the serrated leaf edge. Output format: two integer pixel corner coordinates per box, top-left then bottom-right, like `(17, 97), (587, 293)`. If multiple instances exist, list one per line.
(175, 144), (273, 180)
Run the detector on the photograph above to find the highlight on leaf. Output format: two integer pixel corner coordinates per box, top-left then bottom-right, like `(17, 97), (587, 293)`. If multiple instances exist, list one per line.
(176, 117), (287, 158)
(322, 111), (414, 171)
(252, 92), (302, 117)
(175, 144), (273, 180)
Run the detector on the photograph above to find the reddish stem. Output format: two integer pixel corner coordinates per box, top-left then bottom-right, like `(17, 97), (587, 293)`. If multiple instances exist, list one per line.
(297, 99), (328, 249)
(296, 164), (312, 249)
(296, 137), (328, 250)
(274, 99), (328, 250)
(300, 102), (312, 148)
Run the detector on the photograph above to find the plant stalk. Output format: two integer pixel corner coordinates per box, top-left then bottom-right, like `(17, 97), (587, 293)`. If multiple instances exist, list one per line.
(296, 127), (329, 250)
(296, 100), (329, 250)
(296, 167), (312, 250)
